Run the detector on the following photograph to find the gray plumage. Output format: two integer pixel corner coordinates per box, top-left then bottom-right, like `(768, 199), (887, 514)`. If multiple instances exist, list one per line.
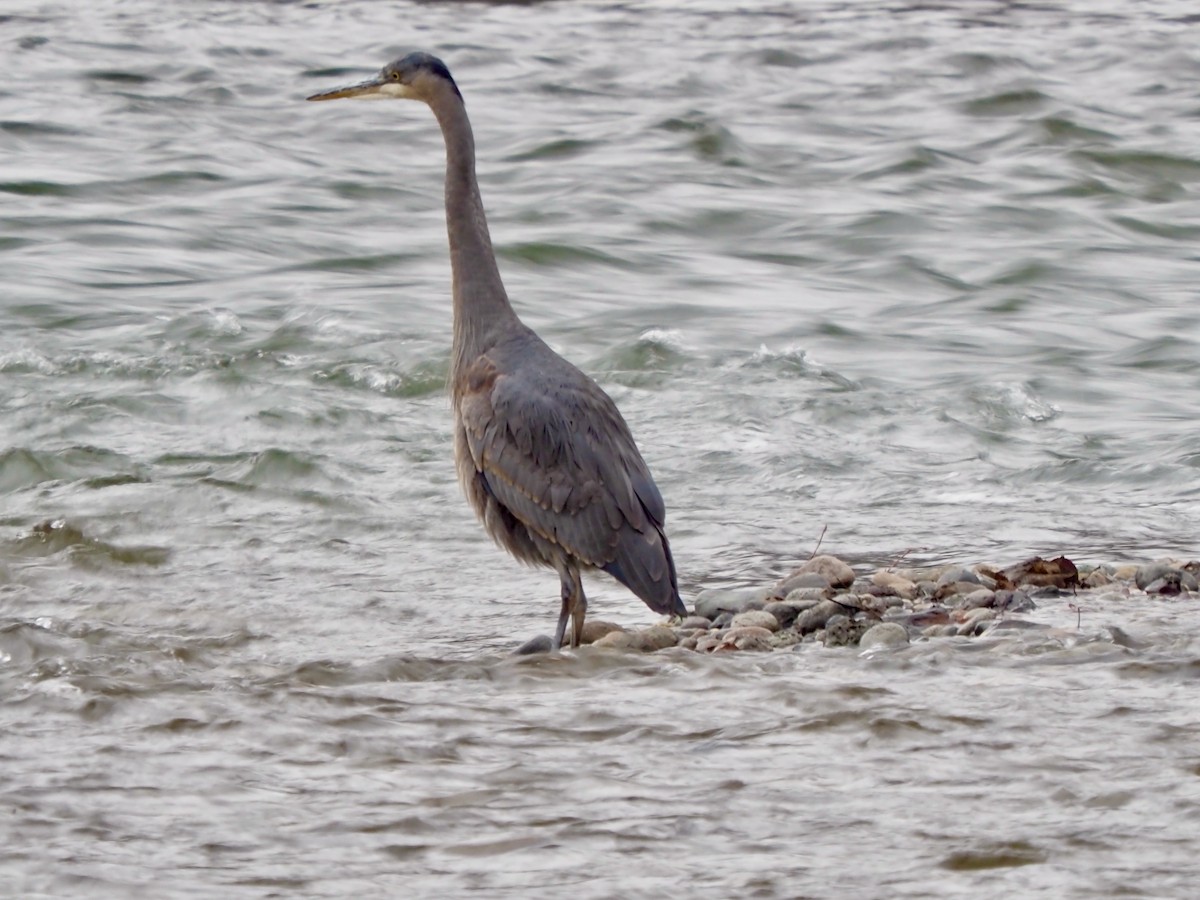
(308, 52), (686, 648)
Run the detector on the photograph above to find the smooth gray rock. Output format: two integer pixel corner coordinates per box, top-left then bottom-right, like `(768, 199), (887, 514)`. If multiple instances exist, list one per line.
(794, 599), (843, 635)
(776, 572), (831, 593)
(1144, 574), (1183, 595)
(870, 571), (919, 600)
(1135, 562), (1175, 590)
(822, 614), (871, 647)
(786, 554), (856, 590)
(514, 635), (553, 655)
(783, 586), (831, 606)
(936, 567), (980, 587)
(764, 601), (801, 629)
(719, 626), (774, 652)
(693, 587), (766, 620)
(731, 610), (781, 633)
(957, 588), (996, 609)
(859, 622), (910, 650)
(993, 589), (1035, 612)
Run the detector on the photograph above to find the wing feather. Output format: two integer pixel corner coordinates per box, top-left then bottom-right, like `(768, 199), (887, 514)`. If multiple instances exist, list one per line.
(456, 341), (680, 614)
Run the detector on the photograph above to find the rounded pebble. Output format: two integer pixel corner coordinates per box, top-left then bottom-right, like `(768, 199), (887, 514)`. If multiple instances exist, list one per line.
(514, 635), (553, 655)
(715, 626), (774, 652)
(794, 598), (843, 635)
(694, 587), (770, 620)
(763, 601), (801, 629)
(871, 571), (918, 600)
(581, 620), (626, 644)
(859, 622), (910, 650)
(730, 610), (780, 633)
(788, 554), (856, 589)
(937, 567), (980, 587)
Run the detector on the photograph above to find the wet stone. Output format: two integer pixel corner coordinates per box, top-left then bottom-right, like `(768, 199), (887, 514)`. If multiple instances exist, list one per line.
(985, 618), (1046, 632)
(783, 587), (831, 606)
(785, 554), (856, 590)
(994, 589), (1035, 612)
(1135, 561), (1176, 590)
(935, 580), (987, 601)
(763, 601), (801, 629)
(794, 598), (843, 635)
(678, 616), (712, 631)
(1112, 564), (1140, 581)
(581, 620), (625, 645)
(714, 626), (774, 652)
(870, 571), (918, 600)
(957, 588), (996, 609)
(937, 567), (980, 587)
(592, 630), (636, 650)
(856, 594), (905, 615)
(770, 630), (801, 649)
(514, 634), (554, 655)
(593, 625), (678, 652)
(693, 587), (771, 620)
(775, 572), (831, 593)
(1144, 575), (1183, 595)
(922, 623), (960, 638)
(901, 607), (951, 628)
(632, 625), (679, 652)
(859, 622), (910, 650)
(956, 608), (995, 636)
(822, 614), (871, 648)
(1132, 561), (1197, 593)
(731, 610), (780, 633)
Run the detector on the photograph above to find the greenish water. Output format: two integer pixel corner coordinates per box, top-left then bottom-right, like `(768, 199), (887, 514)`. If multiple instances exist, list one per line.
(2, 1), (1199, 897)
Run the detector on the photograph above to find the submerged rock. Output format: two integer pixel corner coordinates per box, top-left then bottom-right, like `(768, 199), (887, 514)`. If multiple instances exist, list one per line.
(514, 635), (554, 655)
(1136, 562), (1198, 595)
(859, 622), (910, 650)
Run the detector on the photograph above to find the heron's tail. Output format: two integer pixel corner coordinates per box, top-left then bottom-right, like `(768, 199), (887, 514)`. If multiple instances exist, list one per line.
(602, 524), (687, 618)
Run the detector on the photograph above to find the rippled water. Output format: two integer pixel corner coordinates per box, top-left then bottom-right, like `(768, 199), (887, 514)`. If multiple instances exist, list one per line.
(3, 1), (1199, 896)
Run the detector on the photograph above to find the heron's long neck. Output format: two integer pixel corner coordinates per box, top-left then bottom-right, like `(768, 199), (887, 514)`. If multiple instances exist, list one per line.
(430, 90), (518, 374)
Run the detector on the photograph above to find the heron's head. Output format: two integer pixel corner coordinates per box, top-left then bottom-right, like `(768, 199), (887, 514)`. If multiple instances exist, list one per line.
(306, 52), (461, 104)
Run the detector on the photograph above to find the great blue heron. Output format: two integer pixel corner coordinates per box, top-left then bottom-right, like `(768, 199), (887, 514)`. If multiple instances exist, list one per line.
(307, 52), (686, 648)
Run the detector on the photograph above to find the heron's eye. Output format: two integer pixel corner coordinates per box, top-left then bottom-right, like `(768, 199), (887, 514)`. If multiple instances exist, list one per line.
(391, 72), (401, 81)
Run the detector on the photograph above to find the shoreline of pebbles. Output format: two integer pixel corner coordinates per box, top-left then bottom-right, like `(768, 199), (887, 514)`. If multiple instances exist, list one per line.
(518, 554), (1199, 655)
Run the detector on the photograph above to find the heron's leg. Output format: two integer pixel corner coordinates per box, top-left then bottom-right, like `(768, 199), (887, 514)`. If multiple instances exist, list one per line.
(569, 568), (587, 648)
(552, 567), (573, 650)
(551, 564), (587, 649)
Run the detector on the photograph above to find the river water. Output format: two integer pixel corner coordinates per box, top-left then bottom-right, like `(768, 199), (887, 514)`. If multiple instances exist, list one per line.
(3, 0), (1199, 896)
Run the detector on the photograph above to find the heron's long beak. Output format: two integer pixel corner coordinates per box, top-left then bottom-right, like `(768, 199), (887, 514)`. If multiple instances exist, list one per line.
(306, 76), (387, 102)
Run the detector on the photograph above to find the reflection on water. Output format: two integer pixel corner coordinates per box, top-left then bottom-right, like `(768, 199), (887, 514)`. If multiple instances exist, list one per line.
(2, 0), (1199, 896)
